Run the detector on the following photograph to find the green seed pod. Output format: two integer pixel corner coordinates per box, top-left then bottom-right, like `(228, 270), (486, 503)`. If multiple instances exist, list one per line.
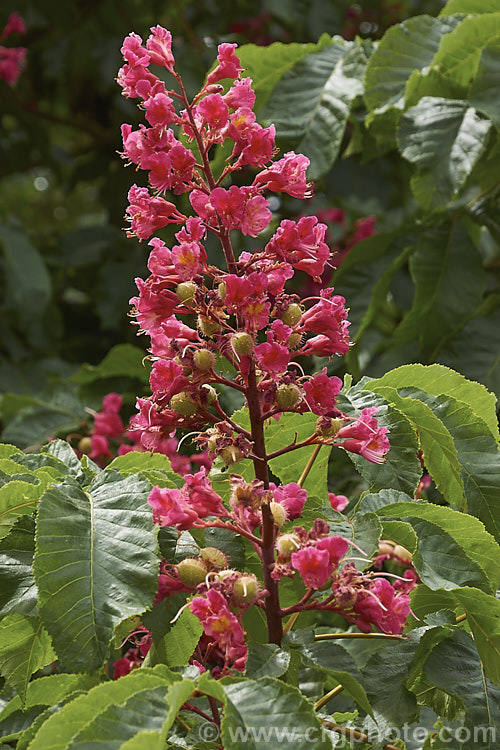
(176, 281), (197, 303)
(316, 417), (343, 438)
(281, 303), (303, 327)
(193, 348), (215, 371)
(276, 384), (302, 409)
(177, 557), (208, 587)
(218, 282), (226, 300)
(198, 316), (220, 337)
(220, 445), (244, 465)
(231, 332), (254, 356)
(170, 392), (199, 417)
(233, 575), (260, 605)
(78, 437), (92, 455)
(199, 546), (228, 570)
(288, 332), (302, 349)
(276, 533), (301, 558)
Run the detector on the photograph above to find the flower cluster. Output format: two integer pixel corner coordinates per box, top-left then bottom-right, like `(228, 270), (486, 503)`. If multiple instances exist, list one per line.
(116, 27), (403, 678)
(0, 12), (26, 86)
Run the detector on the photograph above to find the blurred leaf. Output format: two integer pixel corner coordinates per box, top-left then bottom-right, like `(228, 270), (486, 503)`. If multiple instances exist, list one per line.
(470, 41), (500, 127)
(71, 344), (150, 385)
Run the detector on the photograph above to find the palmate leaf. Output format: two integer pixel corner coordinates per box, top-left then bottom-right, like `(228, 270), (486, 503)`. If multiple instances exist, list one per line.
(245, 643), (291, 680)
(260, 39), (370, 178)
(0, 515), (37, 617)
(33, 471), (159, 671)
(27, 665), (176, 750)
(398, 97), (493, 210)
(377, 502), (500, 593)
(470, 41), (500, 127)
(0, 479), (44, 541)
(221, 677), (331, 749)
(0, 614), (55, 703)
(411, 585), (500, 687)
(388, 221), (486, 361)
(424, 630), (500, 749)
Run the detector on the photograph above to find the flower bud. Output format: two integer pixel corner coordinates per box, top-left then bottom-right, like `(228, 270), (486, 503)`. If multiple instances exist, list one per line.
(177, 557), (208, 587)
(198, 316), (220, 337)
(78, 437), (92, 455)
(269, 501), (287, 528)
(233, 575), (260, 605)
(199, 546), (228, 570)
(170, 391), (199, 417)
(231, 332), (254, 356)
(281, 303), (303, 327)
(276, 384), (302, 409)
(276, 533), (301, 558)
(193, 349), (215, 371)
(378, 541), (395, 556)
(393, 545), (412, 563)
(176, 281), (196, 303)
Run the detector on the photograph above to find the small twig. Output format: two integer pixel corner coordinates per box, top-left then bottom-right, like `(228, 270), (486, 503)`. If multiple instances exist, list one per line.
(314, 632), (406, 642)
(314, 684), (344, 711)
(282, 611), (301, 635)
(320, 719), (402, 750)
(298, 444), (321, 487)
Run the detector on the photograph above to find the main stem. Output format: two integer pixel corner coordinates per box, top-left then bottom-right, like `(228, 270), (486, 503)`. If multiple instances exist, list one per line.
(246, 362), (283, 645)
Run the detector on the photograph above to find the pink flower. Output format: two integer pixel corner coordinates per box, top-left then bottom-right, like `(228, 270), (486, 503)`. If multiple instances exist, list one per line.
(328, 493), (349, 512)
(183, 468), (226, 517)
(254, 151), (310, 198)
(335, 407), (390, 464)
(0, 46), (25, 86)
(303, 369), (342, 415)
(1, 12), (26, 40)
(266, 217), (329, 278)
(254, 342), (290, 374)
(89, 434), (111, 460)
(144, 142), (196, 194)
(146, 26), (175, 71)
(126, 185), (186, 240)
(271, 482), (307, 519)
(130, 277), (179, 333)
(352, 578), (410, 635)
(143, 92), (177, 127)
(207, 43), (243, 84)
(198, 93), (229, 129)
(148, 486), (198, 529)
(224, 78), (255, 110)
(150, 359), (190, 404)
(292, 546), (332, 589)
(171, 241), (203, 280)
(121, 32), (150, 67)
(316, 536), (349, 565)
(190, 589), (248, 672)
(299, 290), (350, 357)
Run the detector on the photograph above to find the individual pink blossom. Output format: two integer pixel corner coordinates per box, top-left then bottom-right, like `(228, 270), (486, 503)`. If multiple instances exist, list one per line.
(254, 151), (310, 198)
(299, 290), (350, 357)
(183, 468), (226, 517)
(254, 342), (290, 374)
(1, 12), (26, 39)
(190, 589), (248, 673)
(198, 93), (229, 129)
(130, 277), (179, 333)
(126, 184), (186, 240)
(316, 535), (349, 565)
(207, 43), (243, 84)
(0, 46), (25, 86)
(292, 546), (332, 589)
(117, 61), (158, 99)
(271, 482), (307, 519)
(335, 407), (390, 464)
(224, 77), (255, 110)
(148, 486), (199, 529)
(149, 316), (198, 357)
(303, 369), (342, 415)
(144, 142), (196, 194)
(93, 395), (125, 438)
(328, 493), (349, 512)
(121, 32), (150, 67)
(171, 241), (203, 280)
(266, 217), (329, 278)
(89, 434), (111, 460)
(146, 26), (175, 71)
(238, 123), (276, 167)
(352, 577), (411, 635)
(143, 92), (177, 127)
(150, 359), (190, 404)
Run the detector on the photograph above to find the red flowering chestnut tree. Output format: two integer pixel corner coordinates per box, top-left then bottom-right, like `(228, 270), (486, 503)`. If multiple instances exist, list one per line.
(1, 16), (500, 750)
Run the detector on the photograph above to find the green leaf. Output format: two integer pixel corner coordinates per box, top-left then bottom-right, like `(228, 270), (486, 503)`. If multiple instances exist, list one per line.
(0, 614), (55, 703)
(221, 677), (331, 749)
(366, 363), (499, 444)
(0, 224), (51, 324)
(118, 731), (164, 749)
(389, 221), (486, 359)
(470, 41), (500, 126)
(27, 666), (175, 750)
(107, 450), (182, 488)
(364, 15), (462, 112)
(0, 444), (22, 459)
(162, 608), (202, 668)
(237, 35), (333, 112)
(425, 630), (500, 745)
(43, 439), (85, 482)
(245, 643), (291, 679)
(0, 515), (37, 616)
(337, 386), (421, 496)
(299, 641), (373, 716)
(0, 480), (43, 540)
(0, 673), (89, 726)
(260, 40), (369, 178)
(441, 0), (499, 12)
(378, 502), (500, 592)
(398, 98), (492, 210)
(70, 344), (150, 384)
(33, 472), (159, 671)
